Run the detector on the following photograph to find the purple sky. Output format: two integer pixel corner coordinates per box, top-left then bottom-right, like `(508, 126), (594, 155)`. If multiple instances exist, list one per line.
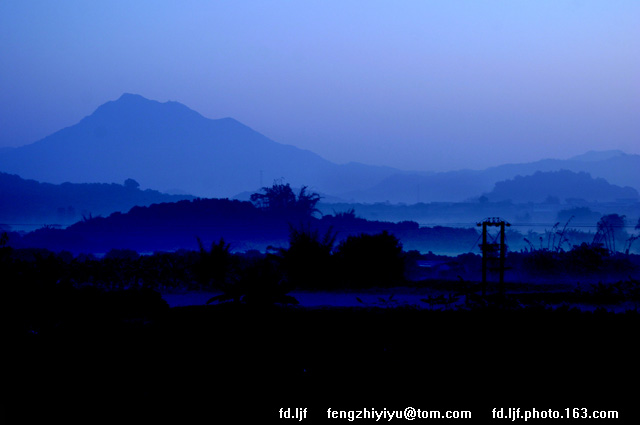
(1, 1), (638, 172)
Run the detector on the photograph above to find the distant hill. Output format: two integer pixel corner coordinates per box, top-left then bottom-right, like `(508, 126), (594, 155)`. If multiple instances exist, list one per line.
(483, 170), (639, 203)
(0, 172), (193, 228)
(569, 150), (628, 162)
(0, 94), (398, 199)
(339, 151), (640, 203)
(10, 196), (479, 255)
(12, 198), (289, 253)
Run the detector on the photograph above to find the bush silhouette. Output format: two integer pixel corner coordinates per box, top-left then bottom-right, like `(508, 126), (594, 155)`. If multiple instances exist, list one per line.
(334, 231), (405, 288)
(277, 223), (337, 289)
(206, 254), (297, 305)
(194, 237), (237, 289)
(593, 214), (627, 253)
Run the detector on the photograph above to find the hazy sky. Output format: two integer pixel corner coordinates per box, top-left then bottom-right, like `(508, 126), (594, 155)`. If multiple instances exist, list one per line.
(1, 1), (638, 171)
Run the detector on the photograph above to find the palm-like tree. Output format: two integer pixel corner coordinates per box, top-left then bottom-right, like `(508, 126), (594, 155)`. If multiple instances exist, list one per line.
(250, 182), (321, 219)
(593, 214), (627, 253)
(277, 223), (337, 289)
(195, 237), (235, 289)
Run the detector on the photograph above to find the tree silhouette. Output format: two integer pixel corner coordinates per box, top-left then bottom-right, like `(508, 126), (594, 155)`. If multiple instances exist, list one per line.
(593, 214), (627, 253)
(335, 231), (405, 288)
(195, 237), (236, 288)
(0, 232), (11, 265)
(250, 181), (321, 219)
(277, 223), (337, 289)
(624, 217), (640, 254)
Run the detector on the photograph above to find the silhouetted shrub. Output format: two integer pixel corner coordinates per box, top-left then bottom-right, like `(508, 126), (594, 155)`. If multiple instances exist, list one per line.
(522, 249), (559, 275)
(334, 231), (405, 288)
(105, 248), (140, 260)
(565, 243), (609, 273)
(0, 232), (11, 265)
(593, 214), (628, 253)
(277, 223), (337, 289)
(206, 255), (297, 305)
(194, 237), (238, 288)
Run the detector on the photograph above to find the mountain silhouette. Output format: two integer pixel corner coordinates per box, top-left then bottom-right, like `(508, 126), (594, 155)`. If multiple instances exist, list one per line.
(1, 94), (637, 203)
(0, 94), (397, 198)
(341, 151), (640, 203)
(484, 170), (639, 203)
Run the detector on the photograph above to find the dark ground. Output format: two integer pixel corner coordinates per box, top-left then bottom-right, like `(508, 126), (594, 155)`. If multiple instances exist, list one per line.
(10, 302), (640, 422)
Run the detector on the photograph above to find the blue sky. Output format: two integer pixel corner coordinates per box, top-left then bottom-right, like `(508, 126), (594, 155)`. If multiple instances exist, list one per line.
(1, 1), (638, 171)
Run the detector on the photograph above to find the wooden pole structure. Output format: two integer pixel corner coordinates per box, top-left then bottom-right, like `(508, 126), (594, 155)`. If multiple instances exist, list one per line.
(499, 220), (506, 298)
(481, 221), (487, 297)
(477, 217), (511, 300)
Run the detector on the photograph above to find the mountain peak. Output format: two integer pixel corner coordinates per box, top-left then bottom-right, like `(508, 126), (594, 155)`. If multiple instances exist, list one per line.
(117, 93), (148, 102)
(107, 93), (197, 111)
(95, 93), (157, 113)
(105, 93), (161, 109)
(87, 93), (203, 125)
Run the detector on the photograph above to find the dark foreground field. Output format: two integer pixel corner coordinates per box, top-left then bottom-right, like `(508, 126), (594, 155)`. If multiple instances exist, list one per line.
(11, 299), (640, 422)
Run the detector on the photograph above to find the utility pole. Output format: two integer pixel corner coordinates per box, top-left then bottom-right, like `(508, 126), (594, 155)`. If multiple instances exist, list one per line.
(477, 217), (511, 299)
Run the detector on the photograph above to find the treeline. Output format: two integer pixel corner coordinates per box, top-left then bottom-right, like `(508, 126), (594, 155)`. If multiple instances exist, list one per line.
(3, 227), (406, 291)
(4, 227), (408, 336)
(5, 223), (640, 341)
(0, 172), (193, 226)
(6, 197), (481, 254)
(4, 223), (639, 298)
(5, 181), (639, 259)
